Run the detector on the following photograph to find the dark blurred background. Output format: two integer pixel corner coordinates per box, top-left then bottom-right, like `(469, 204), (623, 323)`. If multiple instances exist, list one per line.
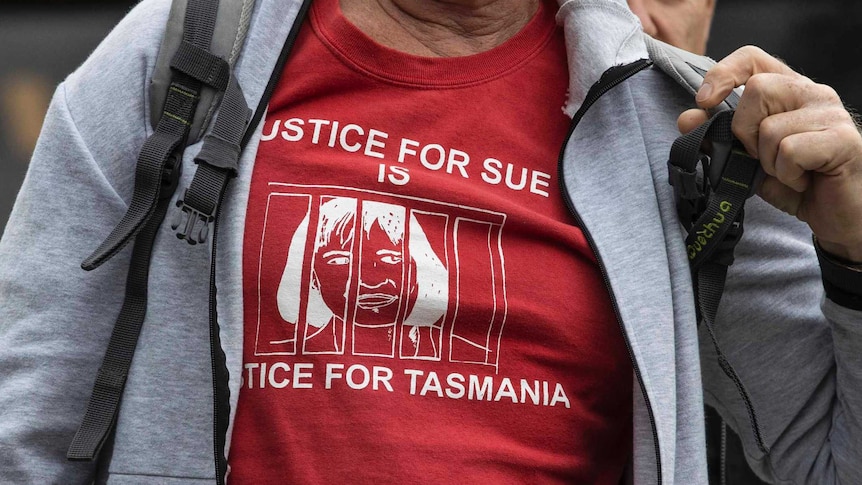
(0, 2), (859, 482)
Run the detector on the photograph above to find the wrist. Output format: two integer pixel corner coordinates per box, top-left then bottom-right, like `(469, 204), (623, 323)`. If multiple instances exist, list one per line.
(815, 238), (862, 265)
(813, 236), (862, 311)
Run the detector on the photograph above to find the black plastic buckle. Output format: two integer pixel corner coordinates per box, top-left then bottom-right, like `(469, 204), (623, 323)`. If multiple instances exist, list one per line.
(667, 159), (703, 200)
(159, 154), (183, 200)
(171, 192), (213, 245)
(668, 156), (707, 229)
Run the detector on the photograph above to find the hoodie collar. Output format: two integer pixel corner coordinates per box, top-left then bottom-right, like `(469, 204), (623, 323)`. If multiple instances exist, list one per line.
(556, 0), (648, 116)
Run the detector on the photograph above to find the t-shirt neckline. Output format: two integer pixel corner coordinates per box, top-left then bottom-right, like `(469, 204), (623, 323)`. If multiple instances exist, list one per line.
(310, 0), (559, 88)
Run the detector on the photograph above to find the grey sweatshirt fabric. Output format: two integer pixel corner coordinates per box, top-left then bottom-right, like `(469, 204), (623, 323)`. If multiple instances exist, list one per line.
(0, 0), (860, 483)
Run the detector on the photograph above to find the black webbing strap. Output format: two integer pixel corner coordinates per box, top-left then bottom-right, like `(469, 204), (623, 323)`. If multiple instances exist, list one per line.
(172, 41), (231, 93)
(81, 0), (227, 270)
(172, 74), (250, 245)
(69, 0), (224, 461)
(669, 110), (760, 271)
(67, 198), (172, 461)
(668, 110), (770, 453)
(80, 87), (195, 271)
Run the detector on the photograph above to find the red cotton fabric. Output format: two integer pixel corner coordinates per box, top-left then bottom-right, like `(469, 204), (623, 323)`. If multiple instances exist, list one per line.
(230, 0), (633, 483)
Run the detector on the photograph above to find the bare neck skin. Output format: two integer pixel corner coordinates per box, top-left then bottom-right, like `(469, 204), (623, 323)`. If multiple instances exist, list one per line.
(340, 0), (541, 57)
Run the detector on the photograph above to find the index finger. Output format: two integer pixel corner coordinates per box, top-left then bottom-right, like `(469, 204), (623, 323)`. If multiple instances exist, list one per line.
(696, 46), (797, 109)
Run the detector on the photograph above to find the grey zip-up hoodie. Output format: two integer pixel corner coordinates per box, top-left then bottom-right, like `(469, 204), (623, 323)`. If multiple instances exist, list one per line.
(1, 0), (860, 483)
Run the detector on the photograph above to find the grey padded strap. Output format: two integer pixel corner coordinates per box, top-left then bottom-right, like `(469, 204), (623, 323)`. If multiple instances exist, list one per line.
(644, 35), (741, 112)
(150, 0), (255, 143)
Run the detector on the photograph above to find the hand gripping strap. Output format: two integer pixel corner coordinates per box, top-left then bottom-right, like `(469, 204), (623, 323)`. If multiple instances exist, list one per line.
(669, 110), (761, 270)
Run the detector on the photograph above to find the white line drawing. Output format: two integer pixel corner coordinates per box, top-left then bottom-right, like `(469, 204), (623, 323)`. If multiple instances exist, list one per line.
(255, 184), (507, 371)
(277, 196), (357, 355)
(448, 218), (508, 371)
(255, 193), (311, 356)
(351, 201), (406, 358)
(399, 210), (449, 361)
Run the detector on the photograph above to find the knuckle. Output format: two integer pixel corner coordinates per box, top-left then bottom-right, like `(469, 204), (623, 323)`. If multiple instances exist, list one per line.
(737, 45), (766, 58)
(777, 135), (799, 159)
(738, 45), (771, 69)
(814, 83), (841, 104)
(745, 73), (768, 91)
(831, 106), (855, 126)
(740, 75), (770, 104)
(758, 116), (781, 141)
(834, 121), (861, 142)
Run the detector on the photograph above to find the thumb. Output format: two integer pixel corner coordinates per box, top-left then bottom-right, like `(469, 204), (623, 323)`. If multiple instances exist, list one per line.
(678, 108), (709, 134)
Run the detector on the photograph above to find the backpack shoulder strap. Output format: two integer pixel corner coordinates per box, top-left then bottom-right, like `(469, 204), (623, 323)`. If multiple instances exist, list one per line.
(150, 0), (255, 145)
(68, 0), (254, 463)
(644, 35), (740, 110)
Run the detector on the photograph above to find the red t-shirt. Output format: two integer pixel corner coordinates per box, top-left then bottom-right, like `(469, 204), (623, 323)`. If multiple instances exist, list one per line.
(231, 0), (633, 483)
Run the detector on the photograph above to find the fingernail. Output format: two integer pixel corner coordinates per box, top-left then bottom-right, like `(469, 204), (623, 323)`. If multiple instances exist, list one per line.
(696, 82), (713, 102)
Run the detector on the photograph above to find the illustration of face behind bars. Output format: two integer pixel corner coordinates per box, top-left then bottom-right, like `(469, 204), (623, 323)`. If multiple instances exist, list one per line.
(277, 197), (449, 358)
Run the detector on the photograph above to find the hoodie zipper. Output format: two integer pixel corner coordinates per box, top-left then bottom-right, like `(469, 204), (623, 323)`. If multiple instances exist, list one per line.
(211, 1), (315, 483)
(556, 59), (662, 485)
(210, 200), (230, 485)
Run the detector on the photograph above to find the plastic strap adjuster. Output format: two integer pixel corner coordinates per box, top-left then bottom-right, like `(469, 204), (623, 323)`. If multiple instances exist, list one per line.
(171, 191), (215, 245)
(667, 158), (703, 200)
